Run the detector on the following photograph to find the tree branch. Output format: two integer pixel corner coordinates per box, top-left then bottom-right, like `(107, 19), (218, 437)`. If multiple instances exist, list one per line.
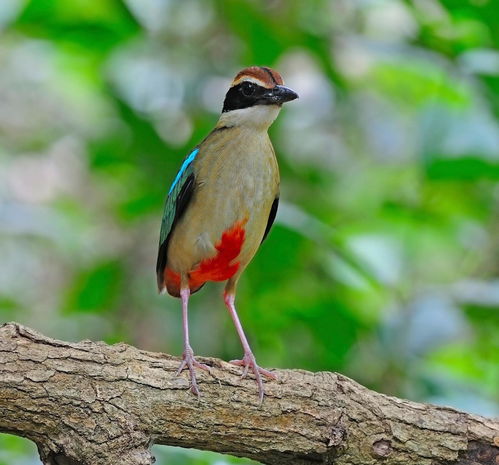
(0, 322), (497, 465)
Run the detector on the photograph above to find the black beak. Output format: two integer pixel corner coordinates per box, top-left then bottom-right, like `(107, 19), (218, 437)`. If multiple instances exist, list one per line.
(261, 85), (299, 105)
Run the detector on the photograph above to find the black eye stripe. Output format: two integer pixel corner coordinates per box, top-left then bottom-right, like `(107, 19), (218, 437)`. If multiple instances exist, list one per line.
(222, 82), (269, 112)
(241, 81), (256, 96)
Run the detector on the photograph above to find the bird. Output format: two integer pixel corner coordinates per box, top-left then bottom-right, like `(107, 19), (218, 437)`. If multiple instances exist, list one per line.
(156, 66), (298, 402)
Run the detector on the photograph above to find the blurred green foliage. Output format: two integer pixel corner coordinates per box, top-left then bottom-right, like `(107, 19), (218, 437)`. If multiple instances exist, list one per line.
(1, 0), (498, 463)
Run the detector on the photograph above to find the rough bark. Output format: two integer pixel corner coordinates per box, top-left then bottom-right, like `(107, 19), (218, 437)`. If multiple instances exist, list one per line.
(0, 322), (497, 465)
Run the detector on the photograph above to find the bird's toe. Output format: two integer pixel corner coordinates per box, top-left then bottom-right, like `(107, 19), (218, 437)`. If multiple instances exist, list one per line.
(176, 346), (209, 397)
(230, 352), (276, 403)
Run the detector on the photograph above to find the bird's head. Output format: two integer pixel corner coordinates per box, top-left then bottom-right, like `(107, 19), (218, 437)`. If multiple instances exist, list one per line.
(219, 66), (298, 129)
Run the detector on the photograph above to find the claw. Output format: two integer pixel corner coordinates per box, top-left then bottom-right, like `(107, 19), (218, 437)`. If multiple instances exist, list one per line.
(230, 352), (276, 403)
(176, 345), (210, 397)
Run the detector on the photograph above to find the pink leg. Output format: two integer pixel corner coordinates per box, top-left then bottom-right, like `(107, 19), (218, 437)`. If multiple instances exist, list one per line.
(224, 291), (276, 403)
(176, 287), (210, 397)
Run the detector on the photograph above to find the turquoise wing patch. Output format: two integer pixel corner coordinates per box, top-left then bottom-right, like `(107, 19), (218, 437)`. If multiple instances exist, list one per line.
(169, 148), (199, 194)
(158, 147), (199, 250)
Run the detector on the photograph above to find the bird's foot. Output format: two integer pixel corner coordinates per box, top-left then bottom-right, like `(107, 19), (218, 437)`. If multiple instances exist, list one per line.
(230, 351), (276, 403)
(176, 345), (210, 397)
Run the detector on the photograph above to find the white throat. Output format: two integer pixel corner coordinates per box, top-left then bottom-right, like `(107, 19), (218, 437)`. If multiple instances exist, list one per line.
(217, 105), (281, 130)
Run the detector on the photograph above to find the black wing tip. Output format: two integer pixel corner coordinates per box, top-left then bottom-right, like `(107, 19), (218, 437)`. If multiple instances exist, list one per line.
(261, 197), (279, 243)
(156, 239), (168, 291)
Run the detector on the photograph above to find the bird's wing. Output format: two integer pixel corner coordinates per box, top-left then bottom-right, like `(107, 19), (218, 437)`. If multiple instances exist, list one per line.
(261, 197), (279, 243)
(156, 148), (199, 289)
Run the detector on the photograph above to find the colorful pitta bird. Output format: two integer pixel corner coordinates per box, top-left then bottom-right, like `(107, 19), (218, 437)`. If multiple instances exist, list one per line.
(156, 66), (298, 401)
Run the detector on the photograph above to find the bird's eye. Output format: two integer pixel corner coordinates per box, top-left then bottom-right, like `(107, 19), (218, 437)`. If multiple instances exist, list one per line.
(241, 81), (256, 97)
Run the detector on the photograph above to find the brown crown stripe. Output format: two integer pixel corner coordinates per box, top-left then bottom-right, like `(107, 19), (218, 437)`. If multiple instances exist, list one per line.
(231, 66), (284, 88)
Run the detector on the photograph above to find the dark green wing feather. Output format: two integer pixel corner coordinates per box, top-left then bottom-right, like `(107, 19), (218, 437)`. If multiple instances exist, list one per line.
(156, 148), (199, 289)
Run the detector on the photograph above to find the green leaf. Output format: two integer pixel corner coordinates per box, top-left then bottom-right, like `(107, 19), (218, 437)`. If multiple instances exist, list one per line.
(425, 157), (499, 180)
(65, 261), (124, 313)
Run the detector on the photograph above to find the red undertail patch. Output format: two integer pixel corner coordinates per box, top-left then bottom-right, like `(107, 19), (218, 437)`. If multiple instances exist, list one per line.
(165, 219), (247, 292)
